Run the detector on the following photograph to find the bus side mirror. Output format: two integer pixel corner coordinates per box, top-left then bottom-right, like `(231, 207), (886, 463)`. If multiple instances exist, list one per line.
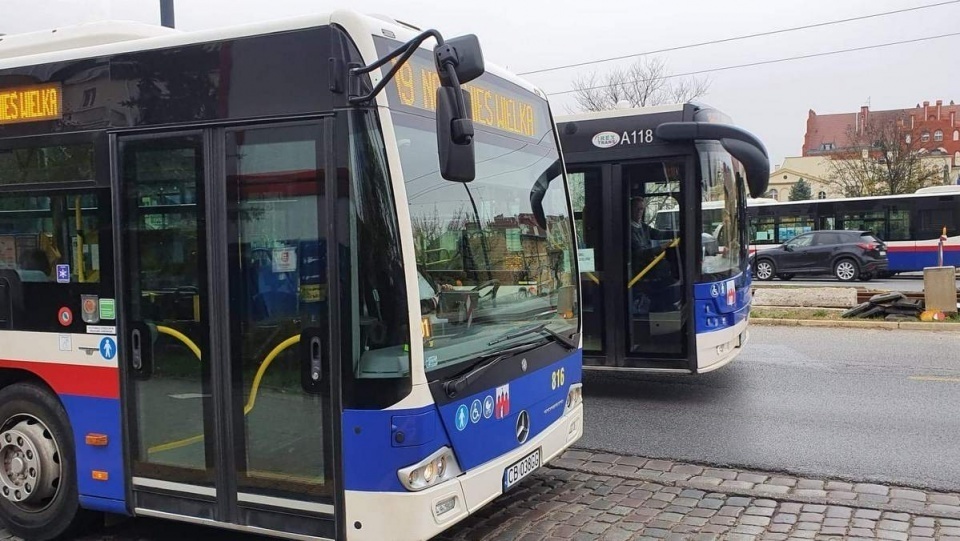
(436, 35), (484, 86)
(434, 35), (484, 182)
(436, 87), (476, 182)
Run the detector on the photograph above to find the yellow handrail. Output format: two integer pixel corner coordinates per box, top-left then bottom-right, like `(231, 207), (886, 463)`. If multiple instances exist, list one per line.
(146, 331), (301, 455)
(627, 238), (681, 289)
(155, 325), (202, 360)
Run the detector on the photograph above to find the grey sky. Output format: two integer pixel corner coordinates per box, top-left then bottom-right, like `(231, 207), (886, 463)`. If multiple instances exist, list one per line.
(5, 0), (960, 168)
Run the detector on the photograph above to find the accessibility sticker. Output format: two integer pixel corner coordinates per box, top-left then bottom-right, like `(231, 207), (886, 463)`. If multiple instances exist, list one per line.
(470, 399), (482, 424)
(455, 404), (469, 431)
(56, 264), (70, 283)
(99, 337), (117, 361)
(483, 395), (494, 419)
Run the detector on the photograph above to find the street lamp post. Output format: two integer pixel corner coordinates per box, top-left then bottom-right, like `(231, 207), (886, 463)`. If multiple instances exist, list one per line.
(160, 0), (175, 28)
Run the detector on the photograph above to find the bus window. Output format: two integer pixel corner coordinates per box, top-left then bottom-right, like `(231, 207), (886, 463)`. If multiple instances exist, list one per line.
(840, 211), (885, 237)
(751, 216), (776, 244)
(888, 210), (910, 241)
(0, 192), (101, 284)
(568, 167), (604, 354)
(697, 144), (742, 280)
(0, 143), (94, 185)
(777, 215), (813, 243)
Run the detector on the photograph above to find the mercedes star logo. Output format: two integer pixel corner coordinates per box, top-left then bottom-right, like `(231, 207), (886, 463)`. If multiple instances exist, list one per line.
(515, 410), (530, 444)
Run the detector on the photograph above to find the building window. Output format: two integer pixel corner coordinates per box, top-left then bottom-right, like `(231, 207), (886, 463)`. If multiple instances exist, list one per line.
(817, 191), (826, 199)
(921, 132), (930, 142)
(767, 189), (779, 201)
(953, 130), (959, 141)
(905, 134), (912, 144)
(955, 151), (960, 167)
(934, 130), (943, 142)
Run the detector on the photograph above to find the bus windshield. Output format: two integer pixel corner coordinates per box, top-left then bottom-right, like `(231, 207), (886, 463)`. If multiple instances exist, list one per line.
(697, 142), (745, 282)
(396, 112), (578, 375)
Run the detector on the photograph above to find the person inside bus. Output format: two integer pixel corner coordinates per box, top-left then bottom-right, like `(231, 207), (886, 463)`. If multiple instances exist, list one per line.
(629, 196), (676, 314)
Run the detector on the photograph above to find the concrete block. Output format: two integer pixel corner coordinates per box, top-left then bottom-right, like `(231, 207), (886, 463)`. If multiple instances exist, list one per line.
(752, 287), (858, 308)
(923, 266), (958, 313)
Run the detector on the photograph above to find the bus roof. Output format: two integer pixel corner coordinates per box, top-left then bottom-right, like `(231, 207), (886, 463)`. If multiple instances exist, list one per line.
(556, 103), (685, 123)
(0, 11), (544, 97)
(750, 190), (959, 209)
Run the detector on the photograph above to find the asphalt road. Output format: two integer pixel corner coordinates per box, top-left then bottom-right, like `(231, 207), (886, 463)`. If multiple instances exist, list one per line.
(580, 324), (960, 493)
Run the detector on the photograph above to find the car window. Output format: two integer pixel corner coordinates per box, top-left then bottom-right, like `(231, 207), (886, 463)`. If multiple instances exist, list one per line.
(786, 234), (813, 248)
(816, 232), (840, 245)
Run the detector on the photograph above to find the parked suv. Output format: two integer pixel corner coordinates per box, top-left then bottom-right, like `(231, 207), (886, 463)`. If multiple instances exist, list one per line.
(751, 230), (888, 282)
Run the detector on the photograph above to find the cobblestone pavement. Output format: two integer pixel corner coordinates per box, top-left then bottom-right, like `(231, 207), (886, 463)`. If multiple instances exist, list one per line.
(3, 450), (959, 540)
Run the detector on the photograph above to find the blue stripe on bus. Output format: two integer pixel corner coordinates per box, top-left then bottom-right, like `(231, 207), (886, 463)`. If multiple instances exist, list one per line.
(693, 271), (751, 334)
(341, 350), (582, 492)
(888, 250), (960, 272)
(59, 395), (127, 509)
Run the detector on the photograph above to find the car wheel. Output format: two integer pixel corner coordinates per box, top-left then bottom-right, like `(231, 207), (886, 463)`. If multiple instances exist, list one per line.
(755, 259), (775, 281)
(0, 383), (99, 541)
(777, 273), (795, 280)
(833, 258), (860, 282)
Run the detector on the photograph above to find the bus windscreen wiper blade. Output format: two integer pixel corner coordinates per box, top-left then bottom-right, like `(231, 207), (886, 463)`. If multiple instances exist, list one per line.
(443, 340), (545, 399)
(488, 322), (576, 349)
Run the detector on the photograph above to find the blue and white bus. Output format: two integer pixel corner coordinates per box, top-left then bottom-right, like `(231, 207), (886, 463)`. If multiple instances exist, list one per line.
(0, 11), (582, 541)
(746, 188), (960, 275)
(557, 104), (769, 373)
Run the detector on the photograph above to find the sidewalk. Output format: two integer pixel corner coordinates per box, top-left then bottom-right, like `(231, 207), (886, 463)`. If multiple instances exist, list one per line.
(438, 450), (960, 541)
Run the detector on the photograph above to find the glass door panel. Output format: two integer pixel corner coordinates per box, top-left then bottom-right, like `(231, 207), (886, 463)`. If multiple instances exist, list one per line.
(622, 161), (688, 359)
(120, 135), (214, 485)
(225, 123), (333, 503)
(568, 167), (605, 354)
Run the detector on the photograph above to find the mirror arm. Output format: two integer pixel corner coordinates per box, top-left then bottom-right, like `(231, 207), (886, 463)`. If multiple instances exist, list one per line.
(349, 29), (445, 105)
(439, 62), (474, 144)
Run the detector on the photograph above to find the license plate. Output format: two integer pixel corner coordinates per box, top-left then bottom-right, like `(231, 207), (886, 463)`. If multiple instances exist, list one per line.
(503, 448), (541, 491)
(880, 250), (886, 255)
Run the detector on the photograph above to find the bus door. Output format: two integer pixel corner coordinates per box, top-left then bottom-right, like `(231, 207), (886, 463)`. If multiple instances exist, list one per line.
(572, 157), (696, 370)
(115, 123), (338, 538)
(617, 159), (693, 367)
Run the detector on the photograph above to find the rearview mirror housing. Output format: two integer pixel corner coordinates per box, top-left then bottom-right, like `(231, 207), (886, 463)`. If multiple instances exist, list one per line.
(435, 34), (484, 86)
(436, 87), (475, 182)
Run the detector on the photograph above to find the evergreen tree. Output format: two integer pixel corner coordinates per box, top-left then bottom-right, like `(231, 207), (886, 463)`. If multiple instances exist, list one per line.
(789, 178), (812, 201)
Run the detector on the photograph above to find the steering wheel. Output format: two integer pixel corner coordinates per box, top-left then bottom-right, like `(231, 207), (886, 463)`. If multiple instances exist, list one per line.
(471, 279), (500, 306)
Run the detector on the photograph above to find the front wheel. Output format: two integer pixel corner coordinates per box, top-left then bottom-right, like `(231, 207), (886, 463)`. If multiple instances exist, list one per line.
(755, 259), (776, 281)
(833, 259), (860, 282)
(0, 383), (99, 540)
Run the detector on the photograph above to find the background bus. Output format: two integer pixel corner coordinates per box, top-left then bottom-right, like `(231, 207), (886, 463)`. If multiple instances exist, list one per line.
(557, 103), (769, 374)
(0, 12), (582, 541)
(747, 190), (960, 274)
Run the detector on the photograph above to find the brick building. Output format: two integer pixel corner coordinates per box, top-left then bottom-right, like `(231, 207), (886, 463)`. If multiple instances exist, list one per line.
(804, 99), (960, 171)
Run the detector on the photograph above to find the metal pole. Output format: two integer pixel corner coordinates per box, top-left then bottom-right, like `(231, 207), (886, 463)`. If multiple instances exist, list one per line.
(160, 0), (175, 28)
(939, 226), (946, 267)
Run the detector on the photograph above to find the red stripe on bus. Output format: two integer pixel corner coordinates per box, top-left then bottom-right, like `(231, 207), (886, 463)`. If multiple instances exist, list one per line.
(886, 245), (960, 253)
(0, 359), (119, 399)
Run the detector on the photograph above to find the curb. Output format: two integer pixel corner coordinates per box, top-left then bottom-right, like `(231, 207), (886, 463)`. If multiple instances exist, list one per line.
(552, 460), (960, 521)
(751, 318), (960, 332)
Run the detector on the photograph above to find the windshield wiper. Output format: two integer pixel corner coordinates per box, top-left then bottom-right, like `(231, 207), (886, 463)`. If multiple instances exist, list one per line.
(442, 340), (546, 399)
(488, 322), (576, 349)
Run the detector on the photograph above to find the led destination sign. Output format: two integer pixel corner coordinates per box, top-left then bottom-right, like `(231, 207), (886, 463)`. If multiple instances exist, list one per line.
(0, 84), (62, 125)
(375, 37), (549, 140)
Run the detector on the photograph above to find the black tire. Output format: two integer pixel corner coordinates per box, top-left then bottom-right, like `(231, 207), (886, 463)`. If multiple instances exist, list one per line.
(858, 274), (873, 282)
(0, 383), (100, 540)
(777, 273), (795, 281)
(754, 259), (776, 281)
(833, 258), (860, 282)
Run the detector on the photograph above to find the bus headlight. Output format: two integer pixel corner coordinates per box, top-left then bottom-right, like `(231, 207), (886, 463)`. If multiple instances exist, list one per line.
(565, 383), (583, 412)
(398, 447), (462, 491)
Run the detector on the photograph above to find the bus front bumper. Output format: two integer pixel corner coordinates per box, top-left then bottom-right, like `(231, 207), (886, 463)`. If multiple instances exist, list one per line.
(344, 403), (584, 541)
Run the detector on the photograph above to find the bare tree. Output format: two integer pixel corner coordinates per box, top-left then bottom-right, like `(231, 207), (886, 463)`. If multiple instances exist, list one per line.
(827, 116), (944, 197)
(571, 57), (710, 112)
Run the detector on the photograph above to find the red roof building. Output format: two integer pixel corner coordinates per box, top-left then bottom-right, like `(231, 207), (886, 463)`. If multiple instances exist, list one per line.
(803, 100), (960, 170)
